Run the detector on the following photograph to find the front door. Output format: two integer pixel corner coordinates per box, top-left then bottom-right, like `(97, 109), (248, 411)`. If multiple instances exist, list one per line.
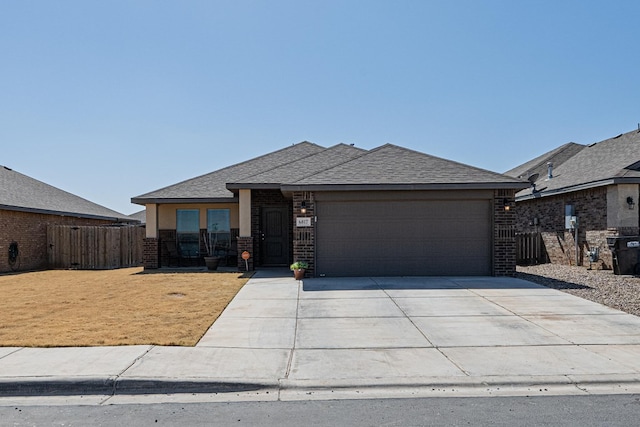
(260, 206), (290, 266)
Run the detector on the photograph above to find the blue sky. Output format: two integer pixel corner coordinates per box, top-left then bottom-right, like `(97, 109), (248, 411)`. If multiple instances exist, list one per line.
(2, 1), (639, 214)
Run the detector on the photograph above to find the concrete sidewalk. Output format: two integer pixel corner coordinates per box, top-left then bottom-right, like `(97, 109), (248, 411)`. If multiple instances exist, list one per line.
(1, 270), (640, 402)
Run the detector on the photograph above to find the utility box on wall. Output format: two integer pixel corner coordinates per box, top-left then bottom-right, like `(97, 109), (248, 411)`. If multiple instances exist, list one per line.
(565, 205), (577, 230)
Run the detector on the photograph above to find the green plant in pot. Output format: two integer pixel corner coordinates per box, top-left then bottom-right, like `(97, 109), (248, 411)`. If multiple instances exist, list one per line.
(290, 261), (308, 280)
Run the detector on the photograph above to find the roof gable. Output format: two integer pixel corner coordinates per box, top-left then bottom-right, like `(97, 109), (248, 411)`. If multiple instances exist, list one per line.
(288, 144), (528, 188)
(0, 166), (132, 221)
(132, 141), (325, 203)
(504, 142), (586, 180)
(227, 144), (368, 188)
(518, 129), (640, 198)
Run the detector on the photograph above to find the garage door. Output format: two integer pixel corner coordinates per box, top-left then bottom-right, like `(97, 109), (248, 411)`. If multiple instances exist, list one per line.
(316, 197), (492, 276)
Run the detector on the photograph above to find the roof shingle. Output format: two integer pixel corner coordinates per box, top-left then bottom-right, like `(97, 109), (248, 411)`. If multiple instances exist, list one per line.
(517, 129), (640, 198)
(132, 141), (325, 203)
(0, 166), (133, 221)
(288, 144), (528, 188)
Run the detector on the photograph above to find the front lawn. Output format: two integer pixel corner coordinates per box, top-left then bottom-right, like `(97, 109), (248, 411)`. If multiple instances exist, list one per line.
(0, 268), (249, 347)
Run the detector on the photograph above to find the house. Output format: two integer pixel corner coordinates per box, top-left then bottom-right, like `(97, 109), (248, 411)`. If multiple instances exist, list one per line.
(0, 165), (138, 273)
(505, 128), (640, 268)
(132, 142), (527, 277)
(129, 210), (147, 224)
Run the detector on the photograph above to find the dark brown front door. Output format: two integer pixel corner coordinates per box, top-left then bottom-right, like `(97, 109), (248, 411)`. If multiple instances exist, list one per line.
(260, 206), (290, 266)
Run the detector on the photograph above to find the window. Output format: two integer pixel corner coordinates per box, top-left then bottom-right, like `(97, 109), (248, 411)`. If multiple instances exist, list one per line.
(206, 209), (231, 257)
(176, 209), (200, 257)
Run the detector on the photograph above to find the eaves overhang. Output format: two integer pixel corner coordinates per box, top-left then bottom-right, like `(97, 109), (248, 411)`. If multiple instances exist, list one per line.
(130, 197), (239, 205)
(225, 183), (282, 191)
(0, 204), (138, 223)
(515, 177), (640, 201)
(281, 182), (529, 192)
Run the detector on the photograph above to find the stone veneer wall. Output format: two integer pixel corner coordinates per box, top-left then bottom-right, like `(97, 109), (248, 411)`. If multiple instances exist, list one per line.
(515, 187), (616, 268)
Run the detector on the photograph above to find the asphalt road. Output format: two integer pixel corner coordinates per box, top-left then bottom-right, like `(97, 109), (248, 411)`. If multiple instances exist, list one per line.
(2, 395), (639, 426)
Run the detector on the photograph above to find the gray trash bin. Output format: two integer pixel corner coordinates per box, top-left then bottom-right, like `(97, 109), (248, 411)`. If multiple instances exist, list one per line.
(606, 236), (640, 275)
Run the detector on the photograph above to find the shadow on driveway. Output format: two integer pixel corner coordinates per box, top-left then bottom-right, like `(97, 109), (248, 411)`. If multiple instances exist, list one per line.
(301, 276), (555, 291)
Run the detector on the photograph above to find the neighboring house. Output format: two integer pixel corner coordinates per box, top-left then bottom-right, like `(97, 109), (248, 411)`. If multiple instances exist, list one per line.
(0, 166), (137, 273)
(505, 128), (640, 268)
(132, 142), (527, 277)
(129, 210), (147, 224)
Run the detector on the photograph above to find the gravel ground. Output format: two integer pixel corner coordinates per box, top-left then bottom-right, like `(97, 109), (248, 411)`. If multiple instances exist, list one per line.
(516, 264), (640, 317)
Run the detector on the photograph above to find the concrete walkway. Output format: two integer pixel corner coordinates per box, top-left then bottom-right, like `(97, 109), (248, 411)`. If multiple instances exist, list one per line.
(1, 270), (640, 403)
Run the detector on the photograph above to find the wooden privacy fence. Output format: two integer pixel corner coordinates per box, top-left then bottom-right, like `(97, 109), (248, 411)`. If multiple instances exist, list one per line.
(48, 225), (145, 269)
(516, 232), (545, 265)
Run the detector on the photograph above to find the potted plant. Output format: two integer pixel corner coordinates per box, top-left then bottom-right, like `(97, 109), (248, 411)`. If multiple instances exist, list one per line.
(290, 261), (308, 280)
(202, 229), (220, 271)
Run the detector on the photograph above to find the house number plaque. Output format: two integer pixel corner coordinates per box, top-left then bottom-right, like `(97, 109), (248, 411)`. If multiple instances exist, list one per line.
(296, 217), (312, 227)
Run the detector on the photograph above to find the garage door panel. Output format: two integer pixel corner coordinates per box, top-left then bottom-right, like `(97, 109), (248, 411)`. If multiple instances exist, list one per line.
(316, 198), (491, 276)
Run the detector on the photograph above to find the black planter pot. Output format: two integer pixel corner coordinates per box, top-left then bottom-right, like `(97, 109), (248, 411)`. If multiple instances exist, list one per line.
(204, 256), (220, 271)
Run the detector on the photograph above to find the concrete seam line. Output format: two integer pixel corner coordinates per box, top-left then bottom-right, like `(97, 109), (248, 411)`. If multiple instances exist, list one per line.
(112, 345), (156, 396)
(0, 347), (25, 361)
(283, 280), (301, 378)
(371, 277), (472, 376)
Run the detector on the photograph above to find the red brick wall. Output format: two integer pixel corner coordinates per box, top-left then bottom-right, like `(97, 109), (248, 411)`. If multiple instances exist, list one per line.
(0, 209), (113, 273)
(515, 187), (614, 268)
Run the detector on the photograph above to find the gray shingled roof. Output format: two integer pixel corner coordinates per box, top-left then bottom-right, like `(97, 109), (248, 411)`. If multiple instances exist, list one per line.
(227, 144), (368, 188)
(517, 129), (640, 199)
(504, 142), (586, 181)
(133, 141), (528, 203)
(284, 144), (528, 190)
(0, 166), (134, 221)
(129, 210), (146, 224)
(132, 141), (325, 203)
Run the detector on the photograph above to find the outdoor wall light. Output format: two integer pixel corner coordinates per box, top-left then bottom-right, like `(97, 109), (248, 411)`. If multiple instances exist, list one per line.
(300, 201), (307, 214)
(627, 196), (635, 210)
(503, 198), (510, 211)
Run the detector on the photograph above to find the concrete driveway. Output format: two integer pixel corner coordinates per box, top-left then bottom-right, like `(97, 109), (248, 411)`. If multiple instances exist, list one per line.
(1, 270), (640, 402)
(189, 270), (640, 398)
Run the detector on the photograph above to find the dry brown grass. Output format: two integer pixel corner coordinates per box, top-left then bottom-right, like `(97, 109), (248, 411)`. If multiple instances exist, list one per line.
(0, 268), (250, 347)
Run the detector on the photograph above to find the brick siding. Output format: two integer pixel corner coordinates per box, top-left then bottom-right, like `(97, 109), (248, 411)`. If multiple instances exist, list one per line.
(494, 189), (517, 276)
(515, 187), (615, 268)
(236, 236), (254, 271)
(292, 191), (315, 277)
(0, 209), (113, 273)
(143, 238), (159, 269)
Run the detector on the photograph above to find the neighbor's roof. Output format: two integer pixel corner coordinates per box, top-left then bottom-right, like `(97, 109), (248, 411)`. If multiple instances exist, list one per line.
(131, 141), (325, 204)
(504, 142), (586, 181)
(129, 210), (147, 224)
(0, 166), (134, 221)
(283, 144), (529, 191)
(517, 129), (640, 200)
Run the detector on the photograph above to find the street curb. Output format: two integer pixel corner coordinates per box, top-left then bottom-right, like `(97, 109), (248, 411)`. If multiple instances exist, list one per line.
(0, 378), (275, 397)
(2, 375), (640, 398)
